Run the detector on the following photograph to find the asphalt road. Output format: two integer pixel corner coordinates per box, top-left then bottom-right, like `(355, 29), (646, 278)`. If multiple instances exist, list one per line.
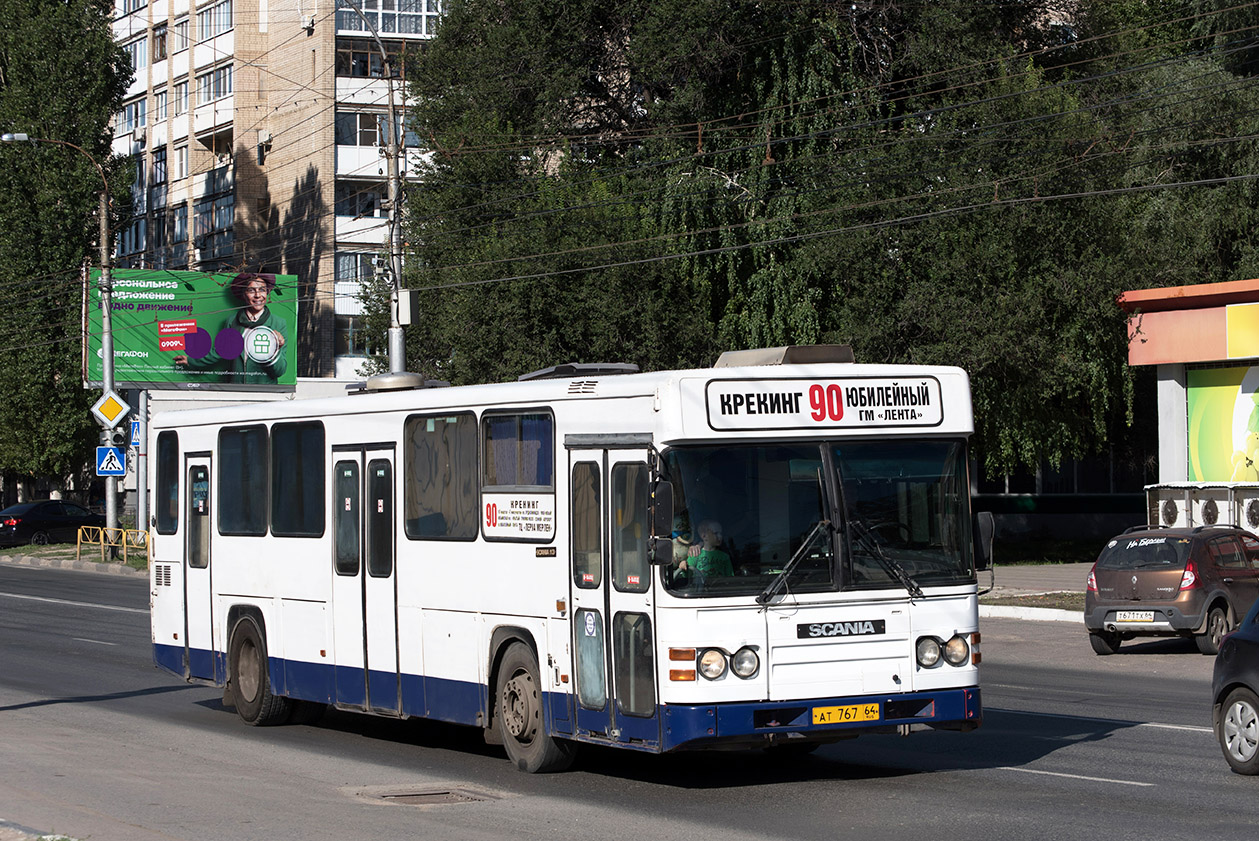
(0, 563), (1253, 841)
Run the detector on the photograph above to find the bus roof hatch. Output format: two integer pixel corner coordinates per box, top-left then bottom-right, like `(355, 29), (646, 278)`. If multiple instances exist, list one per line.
(713, 345), (855, 368)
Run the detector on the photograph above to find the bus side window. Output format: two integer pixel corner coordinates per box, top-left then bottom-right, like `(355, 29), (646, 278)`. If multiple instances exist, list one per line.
(612, 463), (648, 593)
(403, 413), (478, 540)
(572, 462), (600, 588)
(155, 431), (179, 534)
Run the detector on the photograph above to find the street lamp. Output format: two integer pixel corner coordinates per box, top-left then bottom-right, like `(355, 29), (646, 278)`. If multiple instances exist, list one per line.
(2, 131), (119, 532)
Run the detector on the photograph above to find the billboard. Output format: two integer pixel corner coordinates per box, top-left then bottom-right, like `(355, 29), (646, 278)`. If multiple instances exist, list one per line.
(86, 269), (298, 391)
(1186, 366), (1259, 481)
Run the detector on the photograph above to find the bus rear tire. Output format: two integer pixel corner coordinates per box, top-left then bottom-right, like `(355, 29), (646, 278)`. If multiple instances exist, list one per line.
(229, 616), (291, 726)
(496, 642), (576, 773)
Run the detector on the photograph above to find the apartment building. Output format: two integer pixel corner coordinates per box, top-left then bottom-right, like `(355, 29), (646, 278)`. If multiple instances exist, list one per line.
(110, 0), (437, 381)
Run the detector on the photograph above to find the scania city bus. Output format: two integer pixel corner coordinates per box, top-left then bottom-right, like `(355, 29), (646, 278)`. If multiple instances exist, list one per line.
(149, 345), (989, 772)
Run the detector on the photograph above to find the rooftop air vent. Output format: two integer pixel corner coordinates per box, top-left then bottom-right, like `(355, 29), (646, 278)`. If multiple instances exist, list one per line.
(713, 345), (855, 368)
(568, 380), (599, 394)
(518, 362), (639, 382)
(349, 372), (451, 394)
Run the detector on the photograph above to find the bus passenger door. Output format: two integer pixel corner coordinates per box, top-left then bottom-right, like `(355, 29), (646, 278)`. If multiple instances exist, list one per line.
(331, 446), (400, 713)
(184, 455), (215, 681)
(569, 448), (659, 746)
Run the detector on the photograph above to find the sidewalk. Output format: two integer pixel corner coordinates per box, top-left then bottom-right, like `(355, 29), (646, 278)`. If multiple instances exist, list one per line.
(0, 546), (146, 577)
(980, 561), (1090, 624)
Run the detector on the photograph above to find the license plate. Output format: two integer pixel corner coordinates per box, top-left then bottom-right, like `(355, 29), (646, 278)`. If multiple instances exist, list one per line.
(1116, 610), (1155, 622)
(812, 703), (881, 725)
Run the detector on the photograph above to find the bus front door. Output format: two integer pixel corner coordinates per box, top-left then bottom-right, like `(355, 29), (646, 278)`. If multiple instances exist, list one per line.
(184, 455), (215, 681)
(568, 448), (659, 747)
(331, 446), (400, 714)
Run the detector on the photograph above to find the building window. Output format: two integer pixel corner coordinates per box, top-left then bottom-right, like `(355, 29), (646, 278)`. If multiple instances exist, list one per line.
(153, 24), (168, 61)
(172, 203), (188, 243)
(119, 217), (146, 258)
(151, 210), (168, 267)
(121, 0), (147, 15)
(123, 37), (146, 72)
(152, 148), (167, 186)
(154, 89), (168, 122)
(335, 252), (377, 357)
(172, 18), (189, 52)
(194, 193), (234, 258)
(334, 182), (386, 218)
(173, 82), (188, 116)
(335, 38), (404, 78)
(117, 98), (147, 135)
(337, 0), (442, 37)
(196, 65), (233, 105)
(197, 0), (233, 42)
(174, 145), (189, 180)
(335, 111), (385, 147)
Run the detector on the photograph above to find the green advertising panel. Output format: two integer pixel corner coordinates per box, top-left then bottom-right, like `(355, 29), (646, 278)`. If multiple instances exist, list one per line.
(86, 269), (298, 391)
(1186, 366), (1259, 481)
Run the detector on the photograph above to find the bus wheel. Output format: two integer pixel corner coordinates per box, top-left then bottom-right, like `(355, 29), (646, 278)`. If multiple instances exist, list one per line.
(496, 643), (576, 773)
(228, 617), (291, 726)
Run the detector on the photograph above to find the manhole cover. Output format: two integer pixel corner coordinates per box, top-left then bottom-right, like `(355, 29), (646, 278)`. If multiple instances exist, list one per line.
(348, 784), (503, 808)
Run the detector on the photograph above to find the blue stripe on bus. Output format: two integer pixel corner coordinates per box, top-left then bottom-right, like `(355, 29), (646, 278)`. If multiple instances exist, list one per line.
(153, 644), (979, 751)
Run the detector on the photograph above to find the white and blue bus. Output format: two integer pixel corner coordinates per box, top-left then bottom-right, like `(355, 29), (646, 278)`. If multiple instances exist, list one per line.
(150, 345), (989, 772)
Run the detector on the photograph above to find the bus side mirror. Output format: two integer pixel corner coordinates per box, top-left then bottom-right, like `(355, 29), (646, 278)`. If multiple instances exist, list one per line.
(650, 480), (673, 539)
(649, 481), (675, 566)
(974, 511), (995, 571)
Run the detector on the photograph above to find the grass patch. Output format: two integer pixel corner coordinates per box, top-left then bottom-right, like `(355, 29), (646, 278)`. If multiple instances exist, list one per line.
(980, 591), (1085, 612)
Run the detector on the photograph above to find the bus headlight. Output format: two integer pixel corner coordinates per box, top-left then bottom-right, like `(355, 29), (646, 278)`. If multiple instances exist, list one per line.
(943, 635), (970, 666)
(698, 648), (728, 679)
(731, 647), (759, 678)
(916, 637), (942, 668)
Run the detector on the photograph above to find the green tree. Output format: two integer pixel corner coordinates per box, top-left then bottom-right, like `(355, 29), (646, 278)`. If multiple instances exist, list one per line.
(0, 0), (132, 494)
(399, 0), (1259, 476)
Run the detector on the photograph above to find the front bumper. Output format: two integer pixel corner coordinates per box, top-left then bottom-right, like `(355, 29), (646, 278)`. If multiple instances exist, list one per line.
(660, 686), (981, 751)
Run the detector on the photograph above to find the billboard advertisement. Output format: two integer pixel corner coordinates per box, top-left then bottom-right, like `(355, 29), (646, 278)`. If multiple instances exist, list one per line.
(86, 269), (298, 391)
(1186, 366), (1259, 481)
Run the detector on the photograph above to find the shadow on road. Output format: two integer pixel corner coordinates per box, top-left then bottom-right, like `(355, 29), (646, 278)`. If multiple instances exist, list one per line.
(0, 683), (196, 712)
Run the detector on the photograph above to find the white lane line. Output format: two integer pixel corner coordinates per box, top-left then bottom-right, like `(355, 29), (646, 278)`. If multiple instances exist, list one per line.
(998, 766), (1155, 787)
(1138, 722), (1212, 733)
(0, 591), (146, 614)
(72, 637), (118, 646)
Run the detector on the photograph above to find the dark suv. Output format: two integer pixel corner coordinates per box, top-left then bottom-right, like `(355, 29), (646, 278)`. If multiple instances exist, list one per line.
(1085, 526), (1259, 655)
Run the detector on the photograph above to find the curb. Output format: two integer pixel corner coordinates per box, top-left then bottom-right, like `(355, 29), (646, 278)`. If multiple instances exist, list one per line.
(0, 552), (147, 577)
(980, 604), (1081, 623)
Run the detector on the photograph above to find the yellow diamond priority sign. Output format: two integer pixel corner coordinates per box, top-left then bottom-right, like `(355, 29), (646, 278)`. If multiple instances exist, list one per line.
(91, 390), (131, 429)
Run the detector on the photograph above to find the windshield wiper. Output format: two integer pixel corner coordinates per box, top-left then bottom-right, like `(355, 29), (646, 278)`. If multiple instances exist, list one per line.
(847, 518), (924, 599)
(756, 518), (831, 606)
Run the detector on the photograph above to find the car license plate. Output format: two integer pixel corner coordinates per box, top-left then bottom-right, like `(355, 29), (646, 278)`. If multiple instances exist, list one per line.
(812, 703), (880, 725)
(1116, 610), (1155, 622)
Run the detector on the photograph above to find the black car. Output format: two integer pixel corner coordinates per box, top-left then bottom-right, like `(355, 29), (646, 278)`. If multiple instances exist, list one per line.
(1213, 597), (1259, 774)
(0, 500), (105, 547)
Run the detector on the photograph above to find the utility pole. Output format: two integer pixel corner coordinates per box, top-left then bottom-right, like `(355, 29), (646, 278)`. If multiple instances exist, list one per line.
(1, 132), (119, 532)
(337, 1), (407, 373)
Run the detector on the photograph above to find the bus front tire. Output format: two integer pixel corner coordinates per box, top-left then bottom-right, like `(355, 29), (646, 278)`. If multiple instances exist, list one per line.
(228, 617), (291, 726)
(496, 642), (576, 773)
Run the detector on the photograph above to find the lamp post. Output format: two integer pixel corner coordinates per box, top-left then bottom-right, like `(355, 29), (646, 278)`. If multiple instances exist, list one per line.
(336, 0), (407, 373)
(1, 132), (119, 532)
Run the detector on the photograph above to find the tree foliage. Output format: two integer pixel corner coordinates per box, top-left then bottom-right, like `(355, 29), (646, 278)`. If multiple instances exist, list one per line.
(0, 0), (132, 486)
(400, 0), (1259, 474)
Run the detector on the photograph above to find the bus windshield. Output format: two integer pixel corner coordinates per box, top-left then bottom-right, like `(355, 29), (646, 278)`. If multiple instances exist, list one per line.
(660, 440), (973, 598)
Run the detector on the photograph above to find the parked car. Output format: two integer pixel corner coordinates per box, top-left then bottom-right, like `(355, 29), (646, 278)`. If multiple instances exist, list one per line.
(1084, 525), (1259, 655)
(1212, 598), (1259, 774)
(0, 500), (105, 547)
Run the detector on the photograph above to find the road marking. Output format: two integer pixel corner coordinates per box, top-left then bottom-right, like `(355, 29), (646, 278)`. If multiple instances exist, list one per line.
(998, 766), (1155, 787)
(0, 591), (145, 614)
(993, 707), (1212, 733)
(72, 637), (118, 646)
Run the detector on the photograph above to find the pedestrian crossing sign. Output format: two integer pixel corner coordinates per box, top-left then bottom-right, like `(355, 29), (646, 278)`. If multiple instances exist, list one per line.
(96, 446), (127, 477)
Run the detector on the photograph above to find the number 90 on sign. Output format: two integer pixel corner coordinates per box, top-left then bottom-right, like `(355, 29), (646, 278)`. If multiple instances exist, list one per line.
(812, 703), (880, 725)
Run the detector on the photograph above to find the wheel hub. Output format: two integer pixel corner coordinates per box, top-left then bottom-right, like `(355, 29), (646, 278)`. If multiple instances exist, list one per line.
(502, 672), (535, 741)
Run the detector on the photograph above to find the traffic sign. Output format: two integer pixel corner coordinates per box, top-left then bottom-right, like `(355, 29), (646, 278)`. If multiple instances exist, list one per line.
(96, 446), (126, 477)
(130, 419), (141, 447)
(91, 390), (131, 429)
